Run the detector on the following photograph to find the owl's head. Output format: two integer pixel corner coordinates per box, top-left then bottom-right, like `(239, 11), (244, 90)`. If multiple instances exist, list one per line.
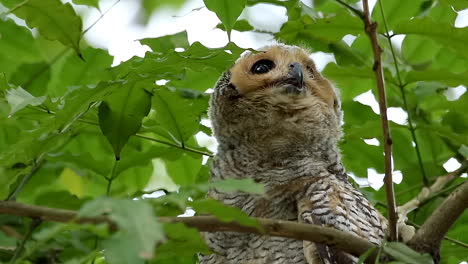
(210, 44), (342, 153)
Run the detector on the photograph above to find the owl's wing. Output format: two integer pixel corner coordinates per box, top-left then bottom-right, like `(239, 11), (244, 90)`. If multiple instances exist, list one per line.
(297, 177), (385, 264)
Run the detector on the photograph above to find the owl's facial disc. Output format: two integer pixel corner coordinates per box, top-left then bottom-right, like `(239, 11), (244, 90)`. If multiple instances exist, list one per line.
(283, 62), (305, 94)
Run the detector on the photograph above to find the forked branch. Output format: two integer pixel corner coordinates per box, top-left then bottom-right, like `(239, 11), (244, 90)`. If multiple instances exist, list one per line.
(408, 180), (468, 261)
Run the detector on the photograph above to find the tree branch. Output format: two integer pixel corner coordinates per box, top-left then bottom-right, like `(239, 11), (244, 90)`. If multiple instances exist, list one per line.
(408, 180), (468, 261)
(0, 201), (377, 262)
(398, 161), (468, 219)
(361, 0), (398, 241)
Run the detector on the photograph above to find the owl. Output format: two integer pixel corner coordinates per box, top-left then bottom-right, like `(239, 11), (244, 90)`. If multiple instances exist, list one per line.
(199, 44), (387, 264)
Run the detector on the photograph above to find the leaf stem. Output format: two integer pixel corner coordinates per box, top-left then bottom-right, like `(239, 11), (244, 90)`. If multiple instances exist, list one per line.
(134, 134), (213, 157)
(377, 0), (428, 186)
(30, 106), (214, 157)
(334, 0), (364, 19)
(361, 0), (398, 241)
(106, 159), (119, 196)
(9, 218), (42, 264)
(6, 158), (45, 201)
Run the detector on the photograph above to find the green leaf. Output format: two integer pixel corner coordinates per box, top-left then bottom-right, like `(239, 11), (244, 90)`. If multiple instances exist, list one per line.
(459, 145), (468, 158)
(190, 199), (260, 229)
(0, 18), (42, 75)
(10, 0), (83, 56)
(79, 198), (164, 263)
(383, 242), (433, 264)
(4, 86), (46, 116)
(155, 223), (210, 261)
(98, 78), (153, 159)
(165, 151), (202, 186)
(356, 247), (377, 264)
(72, 0), (99, 9)
(277, 11), (363, 52)
(0, 72), (9, 91)
(394, 18), (468, 59)
(151, 86), (208, 145)
(341, 138), (384, 177)
(9, 62), (51, 96)
(141, 0), (186, 20)
(217, 19), (254, 32)
(140, 31), (190, 53)
(405, 70), (468, 87)
(203, 0), (247, 36)
(211, 178), (265, 195)
(372, 0), (425, 31)
(48, 47), (113, 97)
(55, 82), (117, 129)
(322, 63), (375, 101)
(114, 42), (243, 79)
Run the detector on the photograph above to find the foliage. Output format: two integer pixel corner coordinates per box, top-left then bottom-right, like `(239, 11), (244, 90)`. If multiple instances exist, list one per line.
(0, 0), (466, 263)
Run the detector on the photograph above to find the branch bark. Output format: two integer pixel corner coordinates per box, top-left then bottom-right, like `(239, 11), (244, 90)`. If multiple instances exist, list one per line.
(408, 180), (468, 262)
(361, 0), (398, 241)
(0, 201), (377, 262)
(396, 161), (468, 242)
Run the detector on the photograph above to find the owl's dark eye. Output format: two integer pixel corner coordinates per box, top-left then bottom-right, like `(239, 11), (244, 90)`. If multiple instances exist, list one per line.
(251, 59), (275, 74)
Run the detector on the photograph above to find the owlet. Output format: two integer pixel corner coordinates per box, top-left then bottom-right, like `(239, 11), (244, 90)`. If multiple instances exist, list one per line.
(199, 44), (387, 264)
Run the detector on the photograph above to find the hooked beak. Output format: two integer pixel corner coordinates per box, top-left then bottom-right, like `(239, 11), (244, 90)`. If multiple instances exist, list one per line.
(284, 62), (305, 94)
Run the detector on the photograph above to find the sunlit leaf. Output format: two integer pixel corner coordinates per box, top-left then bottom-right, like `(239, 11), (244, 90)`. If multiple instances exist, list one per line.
(10, 0), (83, 56)
(140, 31), (190, 53)
(5, 86), (46, 115)
(203, 0), (247, 36)
(72, 0), (99, 9)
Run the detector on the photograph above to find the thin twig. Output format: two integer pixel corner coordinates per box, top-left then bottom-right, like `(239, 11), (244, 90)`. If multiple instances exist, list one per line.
(0, 201), (378, 263)
(361, 0), (398, 241)
(82, 0), (121, 35)
(377, 0), (428, 186)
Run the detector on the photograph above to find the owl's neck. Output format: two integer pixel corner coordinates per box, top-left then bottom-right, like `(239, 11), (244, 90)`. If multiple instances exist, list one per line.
(215, 137), (347, 182)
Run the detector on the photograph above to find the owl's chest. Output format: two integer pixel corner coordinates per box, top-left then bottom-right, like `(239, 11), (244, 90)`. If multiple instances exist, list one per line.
(200, 232), (307, 264)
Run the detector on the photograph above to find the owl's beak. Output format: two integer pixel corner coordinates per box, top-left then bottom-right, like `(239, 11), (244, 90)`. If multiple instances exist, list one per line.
(284, 62), (304, 94)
